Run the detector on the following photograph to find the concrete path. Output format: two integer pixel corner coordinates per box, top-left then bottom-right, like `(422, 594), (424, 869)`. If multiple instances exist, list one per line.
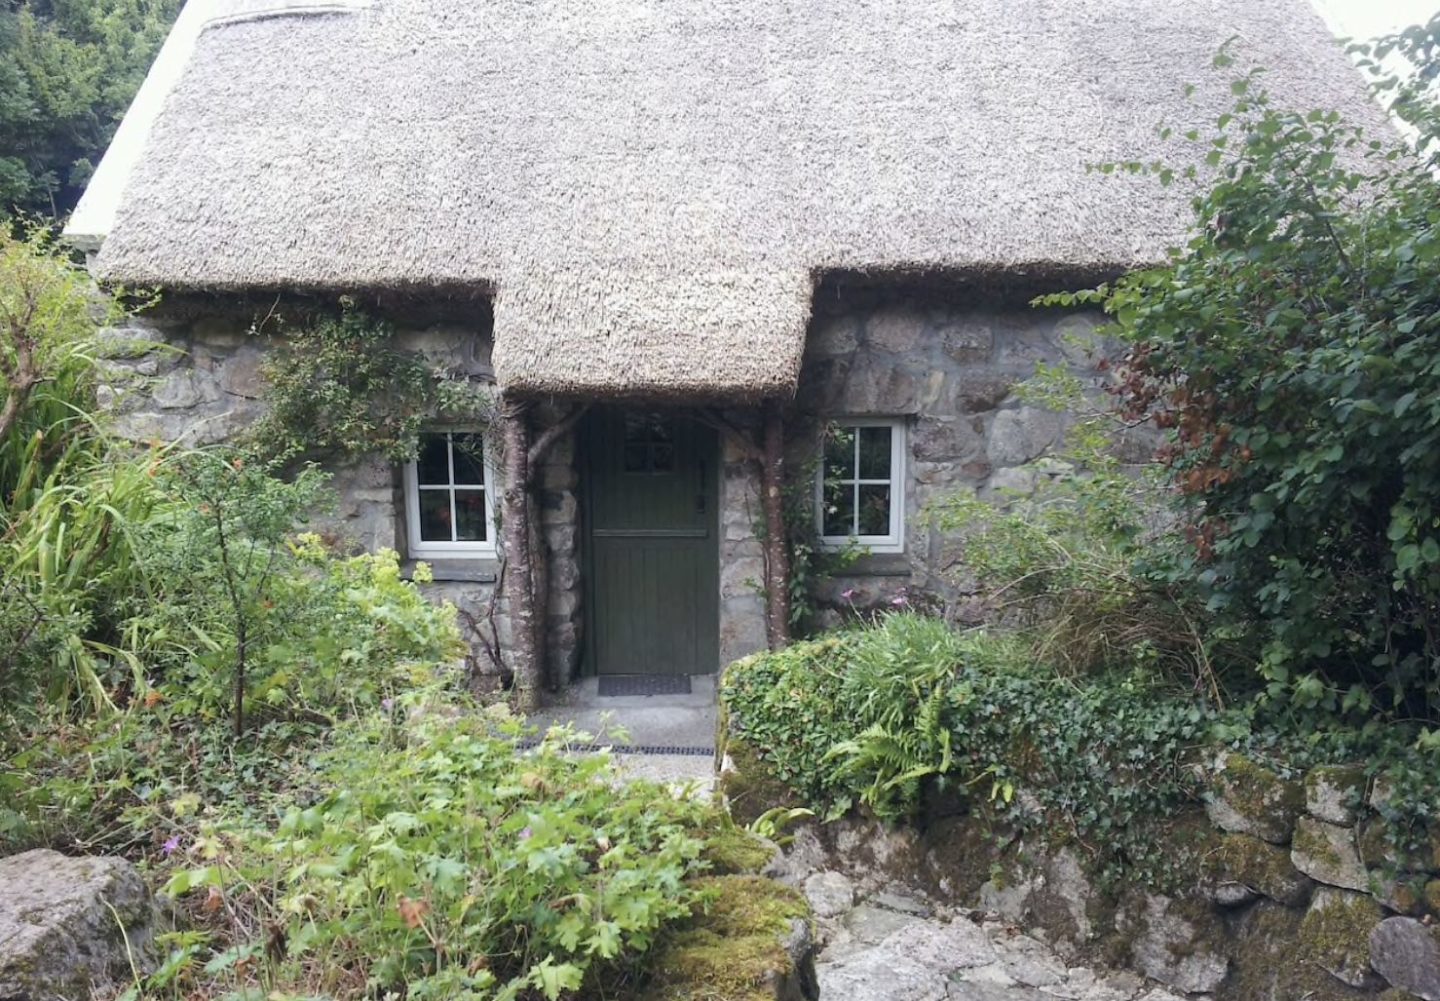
(529, 675), (717, 794)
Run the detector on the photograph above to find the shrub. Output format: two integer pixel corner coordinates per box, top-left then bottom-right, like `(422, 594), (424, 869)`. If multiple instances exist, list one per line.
(722, 615), (1216, 883)
(1046, 58), (1440, 720)
(161, 706), (711, 1000)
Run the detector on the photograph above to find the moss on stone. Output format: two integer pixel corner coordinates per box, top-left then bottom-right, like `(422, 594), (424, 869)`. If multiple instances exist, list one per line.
(1378, 989), (1424, 1001)
(639, 875), (812, 1001)
(1359, 820), (1393, 868)
(1297, 888), (1384, 990)
(719, 737), (802, 828)
(1217, 753), (1303, 838)
(700, 827), (777, 876)
(1225, 901), (1368, 1001)
(1425, 878), (1440, 917)
(1208, 832), (1311, 906)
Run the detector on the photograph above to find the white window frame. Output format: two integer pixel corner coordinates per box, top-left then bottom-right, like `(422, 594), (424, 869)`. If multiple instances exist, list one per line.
(403, 430), (499, 559)
(815, 417), (907, 554)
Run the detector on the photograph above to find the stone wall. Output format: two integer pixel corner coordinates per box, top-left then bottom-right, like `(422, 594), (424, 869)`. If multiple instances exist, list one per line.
(791, 293), (1115, 625)
(723, 744), (1440, 1001)
(93, 304), (588, 692)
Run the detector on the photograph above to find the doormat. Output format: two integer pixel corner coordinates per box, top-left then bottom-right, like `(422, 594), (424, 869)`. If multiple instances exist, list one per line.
(597, 674), (693, 697)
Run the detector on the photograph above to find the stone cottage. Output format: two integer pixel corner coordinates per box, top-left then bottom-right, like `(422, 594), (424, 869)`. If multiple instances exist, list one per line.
(67, 0), (1382, 701)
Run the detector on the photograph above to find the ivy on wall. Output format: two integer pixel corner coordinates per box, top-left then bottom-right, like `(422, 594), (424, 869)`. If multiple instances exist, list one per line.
(242, 303), (495, 469)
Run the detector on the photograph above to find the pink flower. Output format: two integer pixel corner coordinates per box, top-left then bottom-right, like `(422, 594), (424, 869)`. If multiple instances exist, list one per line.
(890, 594), (909, 607)
(840, 588), (857, 601)
(161, 835), (181, 857)
(518, 827), (533, 842)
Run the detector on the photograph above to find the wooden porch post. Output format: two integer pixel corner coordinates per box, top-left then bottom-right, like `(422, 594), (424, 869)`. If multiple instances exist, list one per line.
(761, 399), (792, 649)
(499, 397), (543, 712)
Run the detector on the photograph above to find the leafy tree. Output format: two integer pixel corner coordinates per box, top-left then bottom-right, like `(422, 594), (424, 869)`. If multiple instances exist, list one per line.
(1051, 41), (1440, 720)
(0, 0), (181, 217)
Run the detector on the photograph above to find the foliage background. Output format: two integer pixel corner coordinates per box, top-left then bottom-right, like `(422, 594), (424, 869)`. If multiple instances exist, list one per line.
(0, 0), (180, 217)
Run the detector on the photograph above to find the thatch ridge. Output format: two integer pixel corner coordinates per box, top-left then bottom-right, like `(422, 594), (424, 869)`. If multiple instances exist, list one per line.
(90, 0), (1388, 398)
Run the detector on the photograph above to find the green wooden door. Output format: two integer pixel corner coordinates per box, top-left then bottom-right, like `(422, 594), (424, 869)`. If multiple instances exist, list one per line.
(584, 409), (719, 675)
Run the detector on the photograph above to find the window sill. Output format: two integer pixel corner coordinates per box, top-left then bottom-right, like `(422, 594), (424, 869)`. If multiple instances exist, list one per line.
(403, 559), (500, 584)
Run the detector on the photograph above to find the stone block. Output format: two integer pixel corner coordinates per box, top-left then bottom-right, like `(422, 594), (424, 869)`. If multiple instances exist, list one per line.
(939, 318), (995, 364)
(153, 369), (207, 410)
(987, 407), (1062, 467)
(953, 371), (1016, 413)
(540, 461), (578, 491)
(1372, 872), (1427, 916)
(1292, 817), (1368, 891)
(1370, 917), (1440, 1000)
(544, 524), (577, 556)
(1204, 752), (1304, 845)
(1305, 764), (1365, 826)
(808, 315), (860, 356)
(219, 344), (267, 398)
(1117, 891), (1230, 994)
(804, 871), (855, 919)
(1207, 832), (1312, 907)
(865, 309), (927, 353)
(1053, 313), (1107, 368)
(912, 416), (983, 463)
(721, 556), (765, 599)
(1298, 887), (1384, 989)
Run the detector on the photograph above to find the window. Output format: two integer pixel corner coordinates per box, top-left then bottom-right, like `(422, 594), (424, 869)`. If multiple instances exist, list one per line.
(622, 412), (676, 474)
(403, 431), (497, 558)
(816, 418), (906, 553)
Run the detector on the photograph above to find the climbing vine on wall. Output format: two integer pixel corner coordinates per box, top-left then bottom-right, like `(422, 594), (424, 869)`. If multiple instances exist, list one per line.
(243, 302), (495, 469)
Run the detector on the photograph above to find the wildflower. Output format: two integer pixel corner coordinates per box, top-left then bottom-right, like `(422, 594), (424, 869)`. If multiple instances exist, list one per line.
(161, 835), (181, 857)
(840, 588), (857, 601)
(890, 594), (909, 607)
(518, 826), (533, 841)
(381, 697), (394, 713)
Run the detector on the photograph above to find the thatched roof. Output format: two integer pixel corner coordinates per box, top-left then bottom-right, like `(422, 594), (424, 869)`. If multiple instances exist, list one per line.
(81, 0), (1386, 400)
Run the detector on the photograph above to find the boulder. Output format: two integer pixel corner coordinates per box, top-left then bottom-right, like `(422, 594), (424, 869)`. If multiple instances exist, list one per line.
(0, 849), (160, 1001)
(1292, 817), (1368, 892)
(1204, 753), (1304, 845)
(1370, 917), (1440, 1000)
(1305, 765), (1366, 826)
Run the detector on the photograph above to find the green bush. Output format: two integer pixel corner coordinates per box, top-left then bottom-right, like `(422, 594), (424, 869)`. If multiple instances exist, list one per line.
(722, 614), (1215, 882)
(161, 705), (711, 1001)
(1047, 58), (1440, 720)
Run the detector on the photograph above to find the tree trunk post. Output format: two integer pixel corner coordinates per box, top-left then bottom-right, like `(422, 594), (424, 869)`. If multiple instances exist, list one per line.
(761, 400), (792, 649)
(499, 398), (543, 712)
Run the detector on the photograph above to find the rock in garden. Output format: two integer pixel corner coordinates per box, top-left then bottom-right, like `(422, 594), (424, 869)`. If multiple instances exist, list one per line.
(1291, 816), (1368, 891)
(1369, 917), (1440, 1000)
(0, 849), (160, 1001)
(1204, 753), (1304, 845)
(803, 870), (855, 919)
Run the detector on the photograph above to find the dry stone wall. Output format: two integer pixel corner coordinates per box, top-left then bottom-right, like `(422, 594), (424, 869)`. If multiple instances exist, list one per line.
(725, 746), (1440, 1001)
